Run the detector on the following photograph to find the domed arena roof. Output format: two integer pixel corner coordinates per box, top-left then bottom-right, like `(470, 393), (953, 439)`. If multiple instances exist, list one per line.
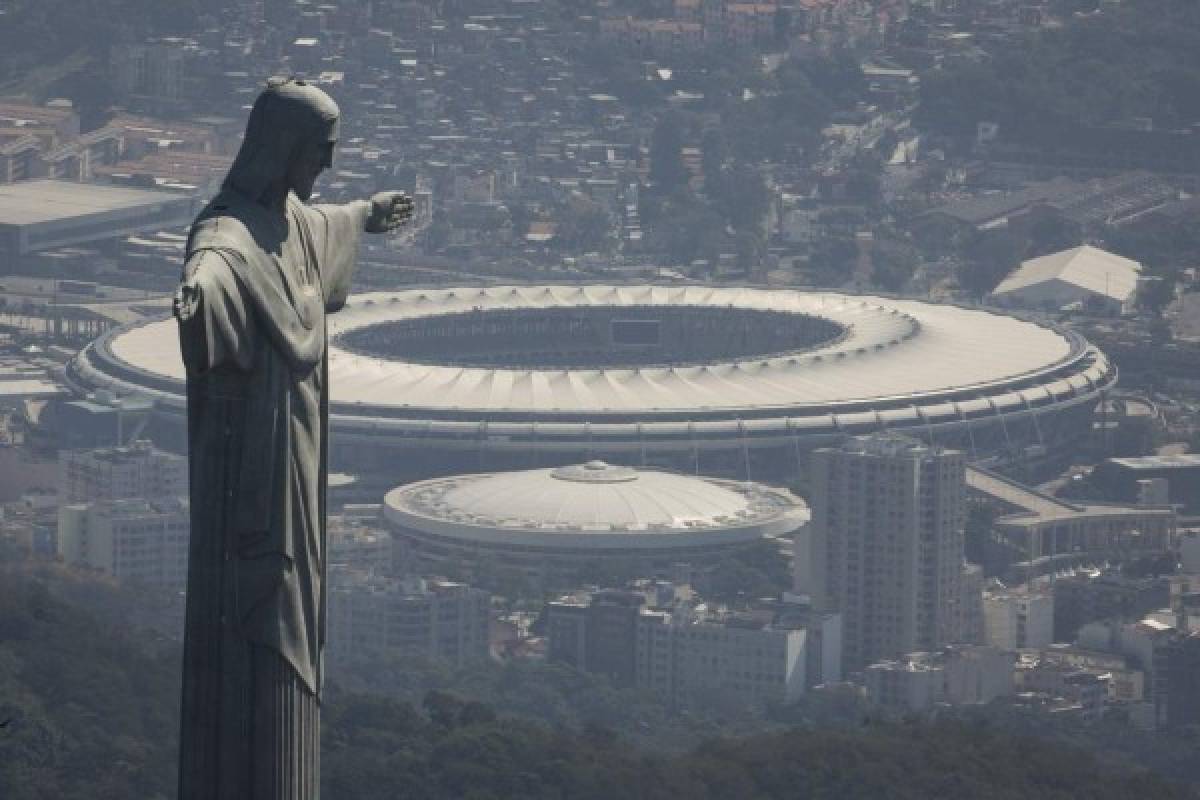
(440, 460), (751, 530)
(383, 463), (807, 550)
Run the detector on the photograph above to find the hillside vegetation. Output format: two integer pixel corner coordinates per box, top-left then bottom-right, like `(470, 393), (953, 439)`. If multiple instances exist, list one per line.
(0, 564), (1193, 799)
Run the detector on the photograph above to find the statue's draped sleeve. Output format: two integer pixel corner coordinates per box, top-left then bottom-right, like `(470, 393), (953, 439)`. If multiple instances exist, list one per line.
(175, 250), (257, 373)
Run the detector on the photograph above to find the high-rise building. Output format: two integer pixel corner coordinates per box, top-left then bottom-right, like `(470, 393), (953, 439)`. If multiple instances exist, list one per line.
(799, 435), (967, 671)
(545, 590), (646, 687)
(1155, 632), (1200, 729)
(983, 589), (1054, 651)
(1180, 531), (1200, 575)
(57, 498), (190, 587)
(327, 574), (491, 666)
(959, 563), (986, 644)
(59, 440), (187, 505)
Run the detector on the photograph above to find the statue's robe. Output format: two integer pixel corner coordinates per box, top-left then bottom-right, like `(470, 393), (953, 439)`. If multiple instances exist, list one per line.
(175, 189), (360, 800)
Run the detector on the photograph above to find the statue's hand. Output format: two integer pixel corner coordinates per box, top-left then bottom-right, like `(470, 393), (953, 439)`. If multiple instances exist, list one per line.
(365, 191), (415, 233)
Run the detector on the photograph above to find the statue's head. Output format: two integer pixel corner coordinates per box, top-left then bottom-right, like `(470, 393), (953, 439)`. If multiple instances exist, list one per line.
(224, 76), (341, 203)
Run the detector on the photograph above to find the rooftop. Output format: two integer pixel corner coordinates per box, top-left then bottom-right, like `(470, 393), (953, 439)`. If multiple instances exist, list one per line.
(966, 466), (1175, 526)
(837, 433), (952, 459)
(1107, 454), (1200, 470)
(393, 461), (801, 532)
(993, 246), (1142, 303)
(926, 177), (1078, 226)
(385, 462), (808, 547)
(104, 286), (1088, 415)
(0, 180), (190, 227)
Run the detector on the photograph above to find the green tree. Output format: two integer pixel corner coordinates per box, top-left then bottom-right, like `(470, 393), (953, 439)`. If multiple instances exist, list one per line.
(871, 237), (920, 292)
(1025, 216), (1080, 259)
(808, 234), (859, 288)
(648, 112), (689, 193)
(773, 6), (793, 45)
(648, 200), (726, 267)
(424, 217), (451, 252)
(710, 166), (770, 231)
(735, 230), (767, 272)
(506, 202), (532, 240)
(557, 199), (612, 252)
(961, 231), (1023, 298)
(1138, 271), (1179, 316)
(843, 168), (882, 207)
(697, 539), (790, 605)
(700, 127), (728, 186)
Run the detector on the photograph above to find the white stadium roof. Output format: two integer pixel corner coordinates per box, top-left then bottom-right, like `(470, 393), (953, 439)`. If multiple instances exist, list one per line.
(104, 285), (1081, 414)
(68, 285), (1114, 462)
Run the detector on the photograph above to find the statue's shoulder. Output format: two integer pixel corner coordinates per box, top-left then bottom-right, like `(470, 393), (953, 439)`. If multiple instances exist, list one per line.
(186, 193), (262, 258)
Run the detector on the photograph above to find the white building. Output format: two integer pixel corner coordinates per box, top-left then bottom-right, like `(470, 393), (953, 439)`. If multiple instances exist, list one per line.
(59, 440), (186, 504)
(800, 435), (967, 671)
(57, 498), (189, 587)
(637, 608), (811, 710)
(989, 245), (1142, 315)
(327, 574), (490, 666)
(546, 590), (841, 710)
(1015, 657), (1109, 718)
(1037, 644), (1145, 704)
(864, 655), (946, 712)
(983, 590), (1054, 651)
(942, 645), (1015, 705)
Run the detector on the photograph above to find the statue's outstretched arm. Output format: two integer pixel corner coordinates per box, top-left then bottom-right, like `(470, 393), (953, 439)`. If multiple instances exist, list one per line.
(310, 192), (414, 312)
(363, 191), (414, 234)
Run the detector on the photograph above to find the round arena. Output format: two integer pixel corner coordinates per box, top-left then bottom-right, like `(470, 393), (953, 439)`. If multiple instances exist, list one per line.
(385, 460), (808, 586)
(66, 284), (1116, 483)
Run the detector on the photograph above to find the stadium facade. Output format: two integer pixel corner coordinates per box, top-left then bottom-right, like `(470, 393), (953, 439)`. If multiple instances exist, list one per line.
(66, 285), (1116, 483)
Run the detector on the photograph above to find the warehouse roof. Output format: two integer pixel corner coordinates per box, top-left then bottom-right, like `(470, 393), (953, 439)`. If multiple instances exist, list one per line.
(992, 246), (1141, 303)
(0, 180), (188, 227)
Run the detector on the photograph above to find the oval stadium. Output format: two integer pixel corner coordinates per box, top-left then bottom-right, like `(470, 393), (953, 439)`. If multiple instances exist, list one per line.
(65, 284), (1116, 483)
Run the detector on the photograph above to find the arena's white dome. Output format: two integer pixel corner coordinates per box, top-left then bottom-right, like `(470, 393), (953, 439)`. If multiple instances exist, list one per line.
(438, 460), (751, 530)
(384, 463), (807, 551)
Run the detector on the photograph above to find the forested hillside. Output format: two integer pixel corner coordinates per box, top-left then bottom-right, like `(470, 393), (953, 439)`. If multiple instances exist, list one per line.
(0, 564), (1193, 800)
(918, 0), (1200, 142)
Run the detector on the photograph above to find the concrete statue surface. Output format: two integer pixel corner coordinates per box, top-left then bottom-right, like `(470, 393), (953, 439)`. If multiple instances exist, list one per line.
(173, 77), (412, 799)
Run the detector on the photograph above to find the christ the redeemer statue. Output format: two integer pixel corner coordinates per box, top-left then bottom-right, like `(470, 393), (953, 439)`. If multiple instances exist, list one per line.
(173, 77), (412, 799)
